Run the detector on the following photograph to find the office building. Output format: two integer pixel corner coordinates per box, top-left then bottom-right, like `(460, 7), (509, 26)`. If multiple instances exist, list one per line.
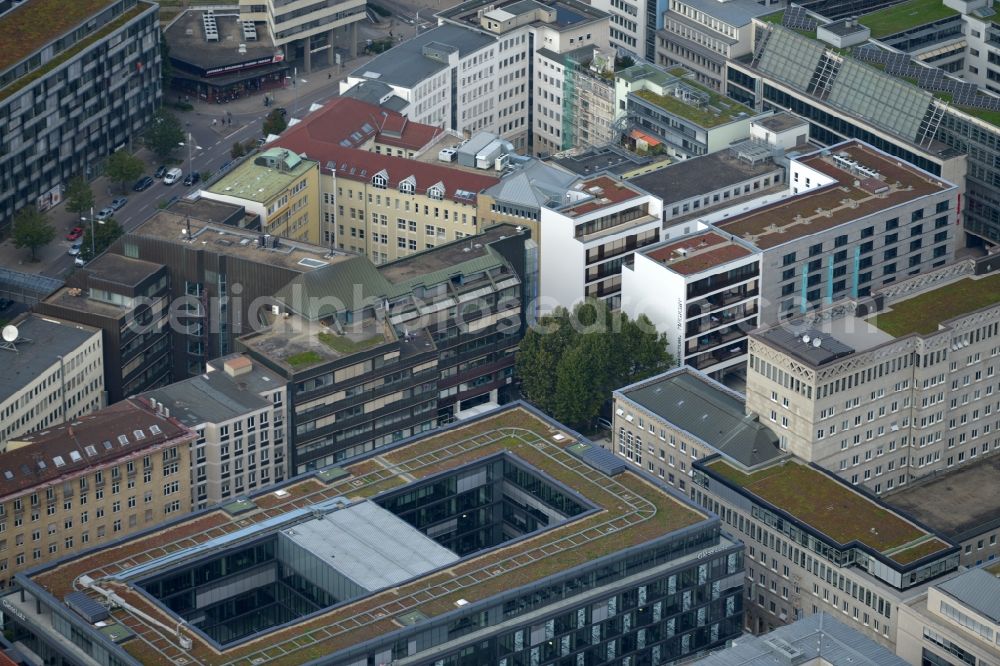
(240, 225), (531, 472)
(747, 261), (1000, 494)
(0, 315), (103, 450)
(271, 97), (498, 260)
(550, 144), (673, 179)
(0, 398), (194, 590)
(2, 405), (744, 666)
(238, 0), (365, 72)
(36, 254), (171, 404)
(201, 148), (322, 245)
(139, 354), (289, 510)
(0, 0), (161, 230)
(109, 210), (343, 379)
(883, 455), (1000, 567)
(896, 567), (1000, 666)
(694, 612), (909, 666)
(616, 63), (763, 159)
(552, 47), (618, 151)
(612, 367), (783, 490)
(692, 453), (960, 643)
(657, 0), (783, 91)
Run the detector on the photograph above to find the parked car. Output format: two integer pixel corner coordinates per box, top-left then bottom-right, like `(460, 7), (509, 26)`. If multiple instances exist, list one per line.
(133, 176), (154, 192)
(111, 197), (127, 210)
(163, 168), (183, 185)
(182, 172), (201, 187)
(65, 226), (84, 241)
(95, 207), (114, 221)
(74, 256), (86, 267)
(154, 165), (167, 179)
(67, 241), (83, 256)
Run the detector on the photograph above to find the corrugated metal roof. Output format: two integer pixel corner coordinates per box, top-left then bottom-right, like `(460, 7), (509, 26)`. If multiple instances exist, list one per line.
(282, 502), (459, 591)
(65, 591), (110, 623)
(694, 613), (909, 666)
(938, 568), (1000, 623)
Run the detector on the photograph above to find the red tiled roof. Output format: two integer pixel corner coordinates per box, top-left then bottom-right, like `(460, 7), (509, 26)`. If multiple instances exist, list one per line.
(274, 98), (498, 204)
(281, 97), (440, 152)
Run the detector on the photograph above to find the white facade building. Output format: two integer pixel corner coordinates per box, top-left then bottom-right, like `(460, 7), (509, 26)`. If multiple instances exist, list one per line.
(0, 315), (104, 451)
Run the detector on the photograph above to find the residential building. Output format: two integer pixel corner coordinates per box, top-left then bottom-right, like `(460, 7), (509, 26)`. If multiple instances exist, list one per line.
(201, 148), (322, 245)
(896, 567), (1000, 666)
(882, 454), (1000, 568)
(237, 0), (365, 72)
(0, 315), (103, 451)
(271, 97), (498, 260)
(612, 367), (783, 491)
(616, 63), (763, 159)
(139, 354), (289, 510)
(109, 209), (344, 378)
(2, 405), (744, 666)
(621, 231), (760, 377)
(35, 254), (171, 404)
(692, 454), (961, 644)
(0, 398), (194, 590)
(240, 224), (532, 472)
(715, 140), (958, 321)
(746, 262), (1000, 494)
(657, 0), (782, 91)
(542, 46), (618, 151)
(0, 0), (161, 230)
(694, 612), (909, 666)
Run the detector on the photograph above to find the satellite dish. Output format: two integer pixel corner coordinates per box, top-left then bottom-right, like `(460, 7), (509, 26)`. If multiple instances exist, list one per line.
(813, 338), (822, 348)
(802, 334), (810, 344)
(1, 325), (17, 342)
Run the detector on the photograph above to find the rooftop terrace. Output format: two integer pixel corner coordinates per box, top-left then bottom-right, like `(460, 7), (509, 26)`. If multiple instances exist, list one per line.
(716, 141), (951, 249)
(703, 458), (950, 565)
(644, 231), (755, 275)
(857, 0), (959, 38)
(868, 273), (1000, 337)
(241, 315), (395, 371)
(207, 153), (317, 204)
(563, 175), (645, 216)
(632, 83), (753, 129)
(27, 406), (705, 666)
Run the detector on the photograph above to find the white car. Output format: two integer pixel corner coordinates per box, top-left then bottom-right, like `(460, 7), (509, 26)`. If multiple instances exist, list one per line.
(95, 207), (114, 221)
(74, 256), (86, 267)
(67, 241), (82, 256)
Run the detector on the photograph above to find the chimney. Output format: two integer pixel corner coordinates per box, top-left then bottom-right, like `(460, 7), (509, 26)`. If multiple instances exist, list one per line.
(224, 356), (254, 378)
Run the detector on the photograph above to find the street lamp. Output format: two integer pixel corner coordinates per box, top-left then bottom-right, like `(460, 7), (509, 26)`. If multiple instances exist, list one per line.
(178, 133), (202, 179)
(285, 66), (308, 116)
(80, 207), (104, 260)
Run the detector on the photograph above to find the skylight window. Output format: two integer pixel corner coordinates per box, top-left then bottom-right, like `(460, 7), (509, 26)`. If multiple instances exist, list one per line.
(117, 435), (129, 446)
(53, 456), (65, 468)
(133, 429), (146, 440)
(150, 425), (162, 435)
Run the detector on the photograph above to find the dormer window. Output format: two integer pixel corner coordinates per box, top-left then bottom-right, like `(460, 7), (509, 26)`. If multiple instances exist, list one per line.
(372, 170), (388, 189)
(399, 176), (416, 195)
(428, 182), (445, 200)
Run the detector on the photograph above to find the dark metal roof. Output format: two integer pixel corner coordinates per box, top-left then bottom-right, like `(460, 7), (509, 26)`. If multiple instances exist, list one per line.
(938, 569), (1000, 623)
(581, 444), (627, 475)
(65, 591), (110, 623)
(753, 325), (855, 366)
(618, 369), (782, 468)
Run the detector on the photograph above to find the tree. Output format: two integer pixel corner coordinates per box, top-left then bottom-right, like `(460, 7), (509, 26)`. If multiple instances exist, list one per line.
(515, 299), (674, 431)
(231, 141), (246, 159)
(80, 218), (124, 261)
(65, 175), (94, 216)
(145, 109), (185, 161)
(160, 33), (173, 92)
(262, 109), (287, 137)
(11, 207), (55, 262)
(106, 150), (144, 193)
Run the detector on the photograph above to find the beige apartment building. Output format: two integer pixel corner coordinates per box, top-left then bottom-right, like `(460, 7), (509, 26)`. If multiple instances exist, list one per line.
(0, 314), (104, 451)
(746, 261), (1000, 495)
(140, 355), (289, 510)
(0, 399), (194, 590)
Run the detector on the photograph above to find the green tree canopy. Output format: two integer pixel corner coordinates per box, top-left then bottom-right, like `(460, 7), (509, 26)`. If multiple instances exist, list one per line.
(11, 207), (55, 262)
(515, 300), (673, 431)
(65, 175), (95, 216)
(231, 141), (246, 159)
(80, 218), (124, 262)
(105, 150), (144, 193)
(262, 109), (288, 137)
(146, 109), (185, 161)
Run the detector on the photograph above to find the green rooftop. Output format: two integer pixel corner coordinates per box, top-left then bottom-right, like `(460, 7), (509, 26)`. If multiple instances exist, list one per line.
(0, 0), (115, 73)
(630, 73), (754, 128)
(704, 459), (948, 564)
(858, 0), (959, 38)
(207, 150), (317, 203)
(869, 273), (1000, 337)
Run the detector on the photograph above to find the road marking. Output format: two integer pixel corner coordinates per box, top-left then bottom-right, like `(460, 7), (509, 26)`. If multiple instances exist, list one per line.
(223, 124), (248, 139)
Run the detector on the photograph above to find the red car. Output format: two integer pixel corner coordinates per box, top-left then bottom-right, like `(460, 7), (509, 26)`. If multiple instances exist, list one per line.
(66, 226), (84, 241)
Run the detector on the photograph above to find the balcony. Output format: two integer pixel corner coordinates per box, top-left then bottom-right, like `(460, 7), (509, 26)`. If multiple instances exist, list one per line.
(686, 303), (757, 337)
(686, 322), (751, 356)
(688, 340), (748, 371)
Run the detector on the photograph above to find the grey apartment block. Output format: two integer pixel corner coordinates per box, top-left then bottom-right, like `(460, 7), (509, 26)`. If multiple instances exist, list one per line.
(0, 0), (161, 229)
